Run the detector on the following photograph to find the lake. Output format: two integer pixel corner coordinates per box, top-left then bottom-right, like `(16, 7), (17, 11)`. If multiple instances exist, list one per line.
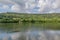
(0, 23), (60, 40)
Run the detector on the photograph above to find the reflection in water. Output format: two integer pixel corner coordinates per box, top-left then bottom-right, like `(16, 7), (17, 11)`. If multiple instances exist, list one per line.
(0, 23), (60, 40)
(0, 30), (60, 40)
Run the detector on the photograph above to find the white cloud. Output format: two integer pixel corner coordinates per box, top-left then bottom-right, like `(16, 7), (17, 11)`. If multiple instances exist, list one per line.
(52, 3), (58, 9)
(11, 4), (21, 12)
(49, 8), (60, 13)
(52, 0), (60, 9)
(2, 5), (9, 9)
(0, 0), (60, 13)
(49, 10), (55, 13)
(37, 0), (47, 12)
(0, 4), (10, 12)
(0, 12), (1, 13)
(0, 0), (15, 4)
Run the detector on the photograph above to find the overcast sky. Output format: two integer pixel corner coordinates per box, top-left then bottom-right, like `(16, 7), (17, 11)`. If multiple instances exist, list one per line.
(0, 0), (60, 13)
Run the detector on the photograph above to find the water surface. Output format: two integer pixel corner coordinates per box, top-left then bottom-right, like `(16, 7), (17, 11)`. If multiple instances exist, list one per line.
(0, 23), (60, 40)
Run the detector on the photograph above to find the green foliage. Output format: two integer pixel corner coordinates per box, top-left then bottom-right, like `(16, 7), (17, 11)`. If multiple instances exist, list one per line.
(0, 13), (60, 23)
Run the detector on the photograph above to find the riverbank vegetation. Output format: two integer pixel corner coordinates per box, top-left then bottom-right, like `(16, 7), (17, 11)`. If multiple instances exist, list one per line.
(0, 12), (60, 23)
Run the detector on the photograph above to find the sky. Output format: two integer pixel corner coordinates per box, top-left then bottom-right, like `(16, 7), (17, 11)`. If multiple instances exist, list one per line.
(0, 0), (60, 13)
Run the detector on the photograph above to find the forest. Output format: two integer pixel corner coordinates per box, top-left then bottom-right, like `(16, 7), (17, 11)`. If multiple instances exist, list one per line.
(0, 12), (60, 23)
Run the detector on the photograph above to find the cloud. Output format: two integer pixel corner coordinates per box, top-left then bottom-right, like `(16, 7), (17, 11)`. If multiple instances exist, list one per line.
(0, 12), (2, 13)
(0, 0), (15, 4)
(37, 0), (47, 12)
(11, 4), (21, 12)
(0, 4), (10, 12)
(52, 0), (60, 9)
(49, 10), (55, 13)
(0, 0), (60, 13)
(2, 5), (9, 9)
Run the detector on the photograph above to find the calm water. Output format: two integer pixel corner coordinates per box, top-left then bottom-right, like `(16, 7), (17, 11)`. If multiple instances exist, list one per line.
(0, 23), (60, 40)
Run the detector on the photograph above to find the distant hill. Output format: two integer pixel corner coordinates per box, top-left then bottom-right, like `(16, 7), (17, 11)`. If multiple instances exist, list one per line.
(0, 12), (60, 23)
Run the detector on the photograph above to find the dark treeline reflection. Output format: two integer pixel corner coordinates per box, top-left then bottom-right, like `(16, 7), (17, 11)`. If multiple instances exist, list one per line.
(0, 23), (60, 32)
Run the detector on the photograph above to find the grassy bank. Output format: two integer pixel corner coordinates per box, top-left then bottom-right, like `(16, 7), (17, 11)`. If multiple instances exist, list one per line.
(0, 12), (60, 23)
